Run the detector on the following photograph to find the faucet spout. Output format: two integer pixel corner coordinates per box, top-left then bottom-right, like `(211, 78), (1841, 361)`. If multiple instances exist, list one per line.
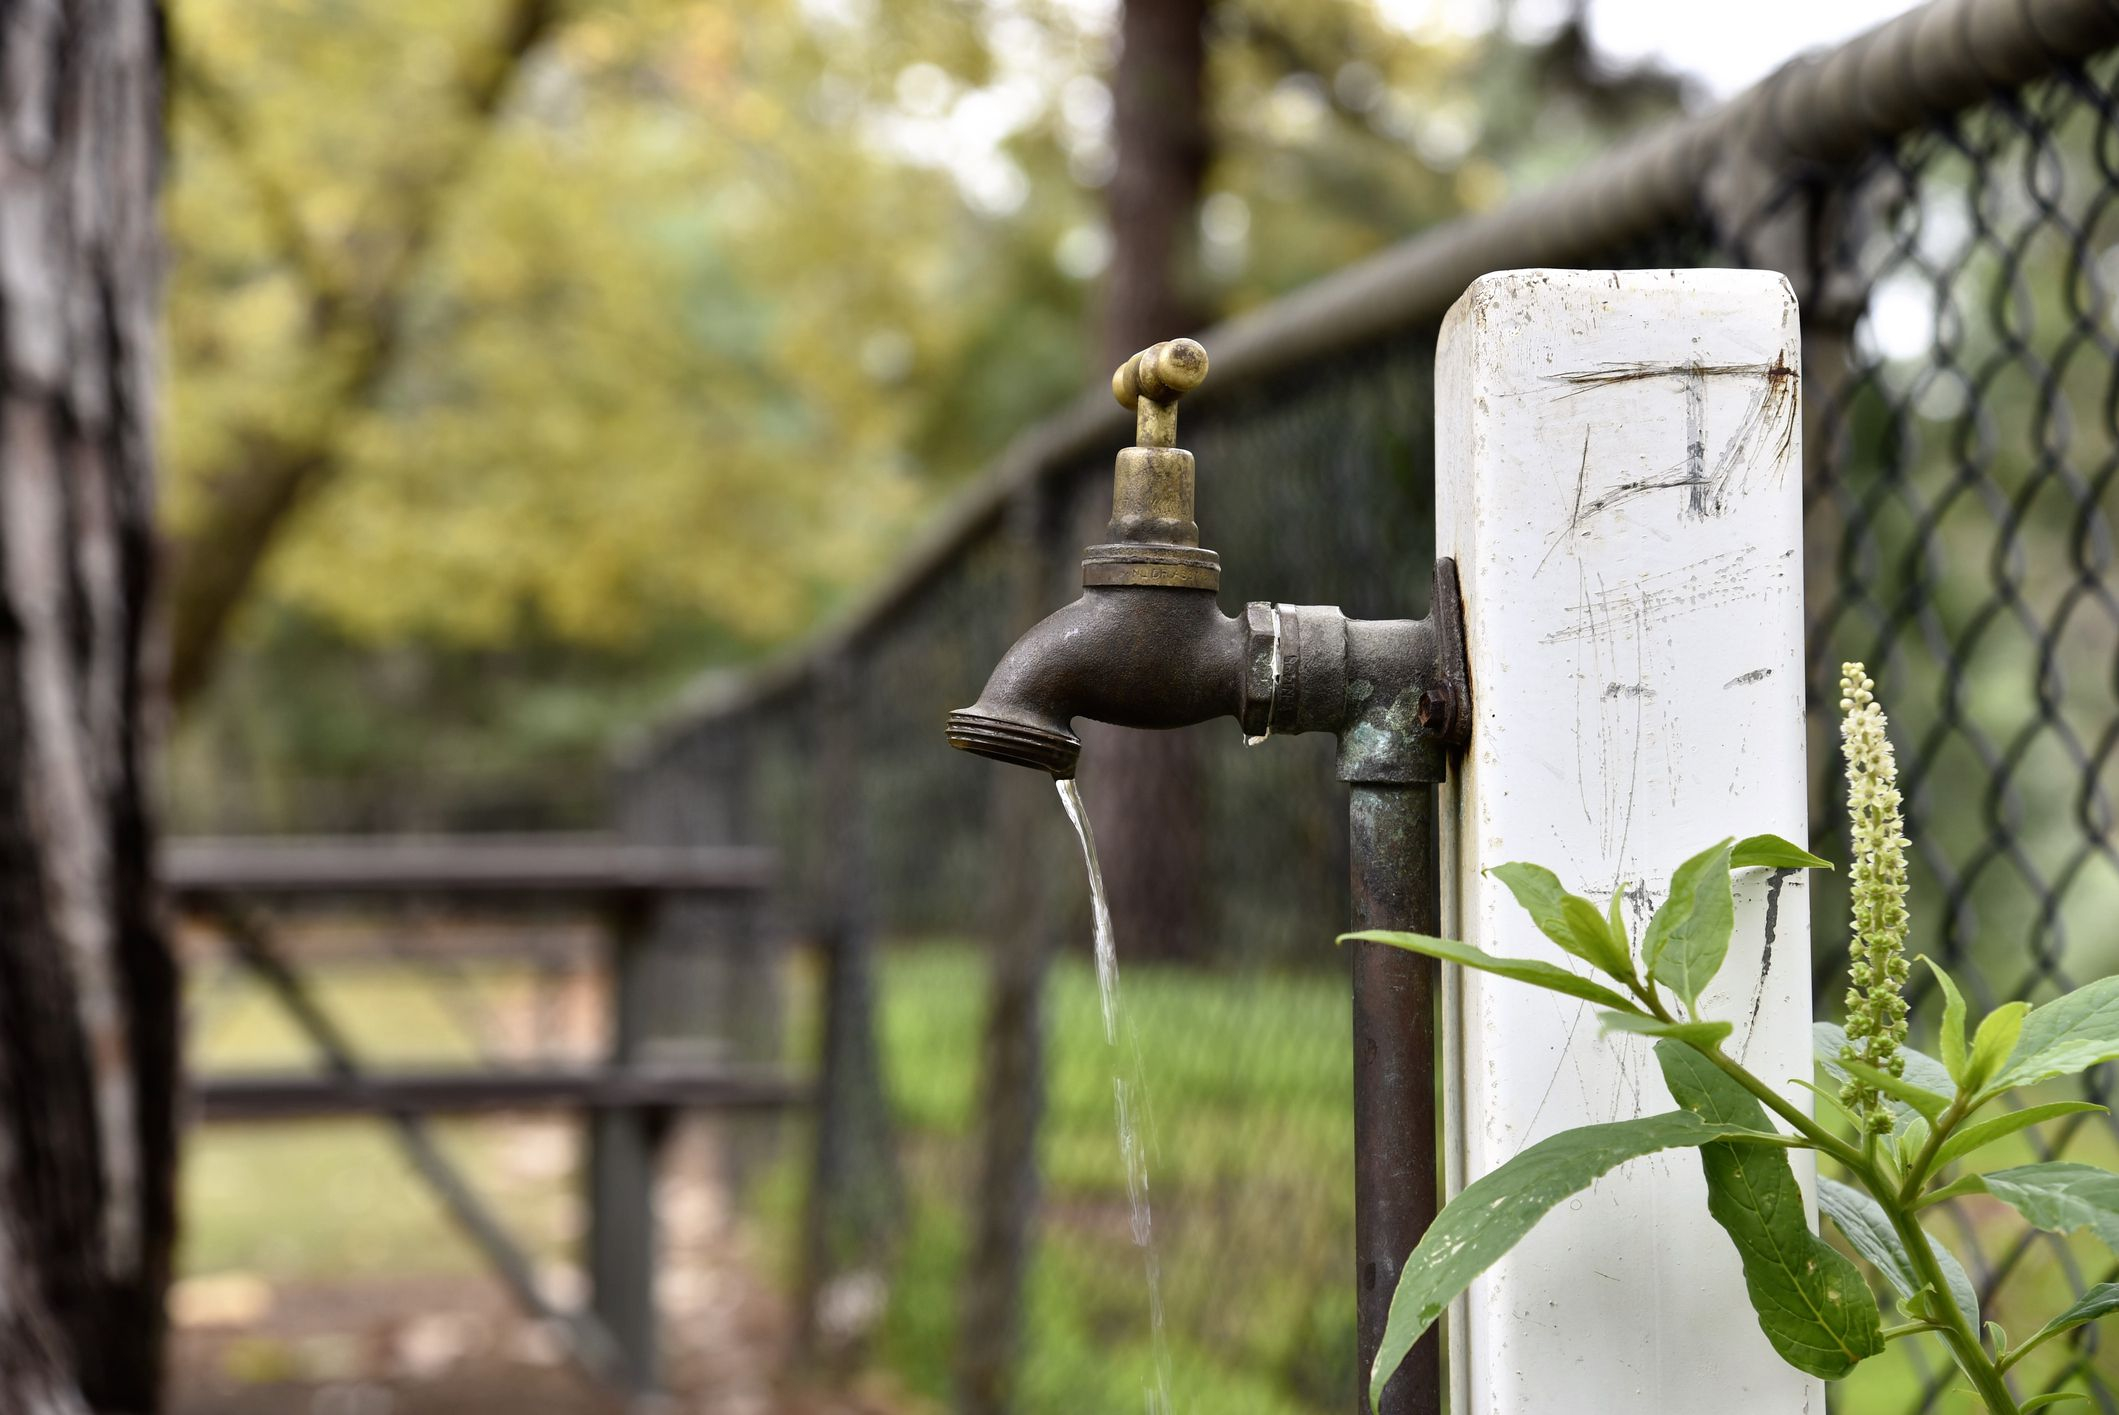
(946, 585), (1248, 780)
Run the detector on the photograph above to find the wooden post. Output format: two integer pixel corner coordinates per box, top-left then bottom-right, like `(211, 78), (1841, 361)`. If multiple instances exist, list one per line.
(1435, 270), (1819, 1412)
(589, 899), (662, 1390)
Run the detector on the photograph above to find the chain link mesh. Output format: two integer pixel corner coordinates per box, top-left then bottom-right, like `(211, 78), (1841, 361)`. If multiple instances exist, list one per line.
(630, 47), (2119, 1415)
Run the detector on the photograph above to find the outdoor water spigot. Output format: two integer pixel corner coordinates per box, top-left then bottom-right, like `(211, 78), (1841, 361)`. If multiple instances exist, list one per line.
(943, 331), (1469, 1415)
(944, 334), (1469, 787)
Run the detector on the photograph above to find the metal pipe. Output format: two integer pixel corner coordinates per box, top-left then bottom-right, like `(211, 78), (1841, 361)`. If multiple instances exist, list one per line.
(1350, 783), (1441, 1415)
(947, 340), (1468, 1415)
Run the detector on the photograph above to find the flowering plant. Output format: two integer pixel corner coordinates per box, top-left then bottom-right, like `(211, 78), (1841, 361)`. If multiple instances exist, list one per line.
(1349, 663), (2119, 1413)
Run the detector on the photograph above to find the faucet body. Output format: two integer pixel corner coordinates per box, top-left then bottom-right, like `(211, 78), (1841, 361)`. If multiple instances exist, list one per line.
(945, 587), (1247, 777)
(947, 578), (1465, 785)
(944, 339), (1468, 1415)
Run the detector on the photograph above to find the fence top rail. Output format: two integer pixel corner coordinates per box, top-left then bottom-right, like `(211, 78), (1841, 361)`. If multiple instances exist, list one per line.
(165, 833), (776, 904)
(627, 0), (2119, 760)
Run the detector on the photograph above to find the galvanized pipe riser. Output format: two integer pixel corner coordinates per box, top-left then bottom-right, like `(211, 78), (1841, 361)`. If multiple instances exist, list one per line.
(1351, 784), (1441, 1415)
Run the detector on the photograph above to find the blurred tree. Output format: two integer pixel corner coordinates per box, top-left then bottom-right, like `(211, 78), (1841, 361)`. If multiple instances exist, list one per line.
(167, 0), (562, 704)
(1083, 0), (1212, 969)
(162, 0), (1679, 829)
(0, 3), (174, 1410)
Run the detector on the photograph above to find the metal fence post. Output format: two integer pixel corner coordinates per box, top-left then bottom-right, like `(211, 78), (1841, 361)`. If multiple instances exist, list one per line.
(796, 652), (903, 1365)
(1435, 269), (1816, 1412)
(955, 482), (1064, 1414)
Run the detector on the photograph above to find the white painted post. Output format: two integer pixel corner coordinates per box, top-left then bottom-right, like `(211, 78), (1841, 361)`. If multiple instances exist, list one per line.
(1435, 269), (1819, 1413)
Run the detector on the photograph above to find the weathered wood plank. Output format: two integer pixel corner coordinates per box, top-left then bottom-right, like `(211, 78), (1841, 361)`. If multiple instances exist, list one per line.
(197, 1065), (809, 1121)
(164, 833), (773, 902)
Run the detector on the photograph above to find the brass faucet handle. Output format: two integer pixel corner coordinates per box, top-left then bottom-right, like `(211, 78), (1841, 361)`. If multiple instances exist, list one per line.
(1111, 338), (1209, 447)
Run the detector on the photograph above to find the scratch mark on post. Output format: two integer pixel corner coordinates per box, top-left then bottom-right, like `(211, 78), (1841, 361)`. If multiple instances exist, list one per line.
(1724, 667), (1774, 688)
(1535, 429), (1595, 578)
(1522, 1003), (1591, 1140)
(1544, 360), (1792, 394)
(1534, 353), (1798, 541)
(1572, 559), (1596, 830)
(1540, 548), (1760, 645)
(1611, 600), (1647, 869)
(1602, 682), (1655, 699)
(1684, 362), (1709, 515)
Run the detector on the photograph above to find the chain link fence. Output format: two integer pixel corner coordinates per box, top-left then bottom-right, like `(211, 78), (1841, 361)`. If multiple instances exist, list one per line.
(622, 1), (2119, 1408)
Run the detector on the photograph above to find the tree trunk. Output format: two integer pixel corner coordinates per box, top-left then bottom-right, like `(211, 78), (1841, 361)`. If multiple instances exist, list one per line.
(1088, 0), (1213, 963)
(0, 4), (176, 1411)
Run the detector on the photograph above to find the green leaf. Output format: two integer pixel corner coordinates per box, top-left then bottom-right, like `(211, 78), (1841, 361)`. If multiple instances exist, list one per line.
(1368, 1110), (1774, 1406)
(1931, 1102), (2106, 1171)
(1919, 956), (1969, 1087)
(1338, 931), (1639, 1012)
(1902, 1284), (1944, 1322)
(1645, 840), (1736, 1014)
(1655, 1043), (1883, 1377)
(1486, 863), (1632, 980)
(1817, 1178), (1980, 1327)
(1599, 1012), (1732, 1048)
(1976, 1164), (2119, 1251)
(1996, 976), (2119, 1089)
(1966, 1001), (2029, 1095)
(1985, 1320), (2008, 1359)
(2020, 1395), (2087, 1412)
(1895, 1115), (1932, 1173)
(1730, 833), (1832, 870)
(1607, 883), (1627, 951)
(1840, 1055), (1951, 1122)
(1916, 1174), (1990, 1209)
(2004, 1283), (2119, 1373)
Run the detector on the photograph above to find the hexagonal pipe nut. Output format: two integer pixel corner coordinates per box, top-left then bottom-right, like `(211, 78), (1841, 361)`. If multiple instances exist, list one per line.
(1240, 602), (1282, 739)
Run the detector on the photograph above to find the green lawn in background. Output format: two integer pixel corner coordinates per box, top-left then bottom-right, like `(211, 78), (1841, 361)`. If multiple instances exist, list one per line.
(176, 947), (2119, 1409)
(180, 961), (577, 1282)
(834, 944), (2119, 1414)
(845, 944), (1358, 1415)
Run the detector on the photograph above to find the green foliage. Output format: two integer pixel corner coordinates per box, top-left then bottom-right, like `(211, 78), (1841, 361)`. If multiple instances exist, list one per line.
(1644, 838), (1735, 1014)
(1366, 1109), (1775, 1411)
(1656, 1044), (1883, 1378)
(2004, 1285), (2119, 1374)
(1929, 1103), (2107, 1172)
(1354, 816), (2119, 1414)
(1339, 929), (1636, 1012)
(166, 0), (1686, 819)
(1995, 977), (2119, 1090)
(1924, 956), (1971, 1085)
(1730, 835), (1833, 870)
(1816, 1178), (1979, 1328)
(1969, 1003), (2032, 1095)
(1486, 861), (1632, 979)
(1599, 1012), (1731, 1047)
(1974, 1165), (2119, 1251)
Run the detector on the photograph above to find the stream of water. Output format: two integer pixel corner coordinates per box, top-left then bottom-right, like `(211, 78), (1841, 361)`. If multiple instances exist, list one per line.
(1056, 778), (1175, 1415)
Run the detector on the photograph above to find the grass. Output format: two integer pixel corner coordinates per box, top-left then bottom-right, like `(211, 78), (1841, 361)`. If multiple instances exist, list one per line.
(821, 943), (1358, 1415)
(814, 944), (2119, 1414)
(178, 944), (2119, 1410)
(182, 959), (579, 1282)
